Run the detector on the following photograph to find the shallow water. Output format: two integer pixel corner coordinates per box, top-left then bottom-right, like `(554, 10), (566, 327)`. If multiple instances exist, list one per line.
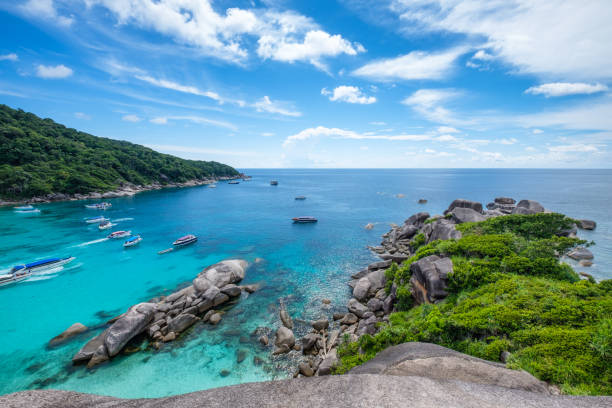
(0, 169), (610, 397)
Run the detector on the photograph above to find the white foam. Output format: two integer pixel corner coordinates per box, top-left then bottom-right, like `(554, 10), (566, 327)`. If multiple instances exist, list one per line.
(71, 238), (109, 248)
(113, 218), (134, 222)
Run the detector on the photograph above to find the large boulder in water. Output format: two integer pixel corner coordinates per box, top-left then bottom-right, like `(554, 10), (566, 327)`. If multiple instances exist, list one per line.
(49, 323), (88, 347)
(275, 326), (295, 349)
(577, 219), (596, 230)
(198, 260), (248, 289)
(444, 199), (483, 215)
(168, 313), (200, 334)
(567, 247), (594, 260)
(512, 200), (545, 215)
(410, 256), (453, 304)
(104, 303), (156, 357)
(352, 278), (371, 302)
(450, 207), (487, 224)
(72, 328), (109, 364)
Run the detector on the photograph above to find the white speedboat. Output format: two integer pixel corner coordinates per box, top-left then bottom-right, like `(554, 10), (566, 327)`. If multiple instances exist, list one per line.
(85, 216), (108, 223)
(0, 269), (31, 287)
(108, 230), (131, 239)
(8, 256), (75, 277)
(98, 220), (113, 230)
(173, 234), (198, 247)
(123, 235), (142, 248)
(85, 202), (111, 209)
(15, 208), (40, 213)
(14, 205), (34, 210)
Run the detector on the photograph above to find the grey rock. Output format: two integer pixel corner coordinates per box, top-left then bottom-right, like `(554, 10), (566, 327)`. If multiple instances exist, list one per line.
(451, 207), (487, 224)
(198, 259), (248, 288)
(567, 247), (594, 260)
(209, 313), (222, 325)
(368, 260), (392, 270)
(280, 309), (293, 329)
(202, 286), (220, 302)
(350, 342), (549, 394)
(104, 303), (156, 357)
(444, 199), (483, 215)
(423, 219), (462, 243)
(275, 326), (295, 349)
(317, 349), (338, 376)
(259, 335), (269, 346)
(352, 278), (371, 302)
(197, 298), (213, 314)
(347, 299), (369, 318)
(350, 268), (369, 280)
(577, 219), (596, 230)
(494, 197), (516, 205)
(168, 313), (199, 333)
(49, 323), (88, 347)
(378, 253), (410, 263)
(220, 284), (241, 297)
(409, 256), (453, 304)
(340, 313), (358, 325)
(396, 224), (418, 241)
(299, 362), (314, 377)
(213, 292), (230, 306)
(301, 333), (319, 352)
(87, 344), (109, 368)
(357, 315), (378, 336)
(147, 324), (160, 338)
(404, 212), (430, 228)
(2, 374), (611, 408)
(366, 269), (386, 293)
(312, 319), (329, 331)
(512, 200), (545, 214)
(72, 328), (109, 364)
(367, 298), (383, 312)
(383, 295), (395, 314)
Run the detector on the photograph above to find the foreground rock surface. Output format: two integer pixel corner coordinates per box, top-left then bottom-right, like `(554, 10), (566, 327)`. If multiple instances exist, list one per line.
(2, 374), (609, 408)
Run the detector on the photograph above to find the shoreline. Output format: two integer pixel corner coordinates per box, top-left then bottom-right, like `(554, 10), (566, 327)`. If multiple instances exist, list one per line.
(0, 175), (243, 207)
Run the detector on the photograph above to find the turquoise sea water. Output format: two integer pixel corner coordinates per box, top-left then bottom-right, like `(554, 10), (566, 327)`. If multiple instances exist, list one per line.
(0, 169), (611, 398)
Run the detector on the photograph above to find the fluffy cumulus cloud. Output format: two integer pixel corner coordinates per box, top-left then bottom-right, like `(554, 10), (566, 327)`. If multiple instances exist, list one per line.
(122, 114), (141, 122)
(321, 86), (376, 104)
(35, 64), (73, 79)
(525, 83), (608, 97)
(352, 47), (465, 81)
(84, 1), (362, 67)
(390, 0), (612, 81)
(253, 96), (301, 117)
(20, 0), (73, 26)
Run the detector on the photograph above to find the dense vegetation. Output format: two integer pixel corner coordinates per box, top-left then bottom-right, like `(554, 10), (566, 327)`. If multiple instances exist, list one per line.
(337, 213), (612, 395)
(0, 104), (239, 199)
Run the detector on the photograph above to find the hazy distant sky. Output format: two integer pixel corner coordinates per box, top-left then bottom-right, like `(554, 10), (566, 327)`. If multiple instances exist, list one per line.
(1, 0), (611, 168)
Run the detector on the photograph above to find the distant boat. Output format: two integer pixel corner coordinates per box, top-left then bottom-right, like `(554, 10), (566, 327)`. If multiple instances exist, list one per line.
(85, 216), (107, 223)
(123, 235), (142, 248)
(270, 180), (278, 186)
(85, 202), (111, 209)
(173, 234), (198, 247)
(98, 220), (113, 230)
(418, 199), (428, 204)
(208, 184), (217, 188)
(295, 196), (306, 200)
(108, 230), (131, 239)
(228, 181), (240, 184)
(15, 208), (40, 214)
(292, 216), (317, 223)
(14, 205), (34, 210)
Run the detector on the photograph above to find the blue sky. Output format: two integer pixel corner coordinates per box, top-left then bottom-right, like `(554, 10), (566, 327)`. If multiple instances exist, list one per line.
(1, 0), (611, 168)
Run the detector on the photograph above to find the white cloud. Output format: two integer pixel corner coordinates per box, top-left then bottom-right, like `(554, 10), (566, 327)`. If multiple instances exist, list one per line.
(391, 0), (612, 81)
(498, 138), (517, 145)
(261, 132), (275, 137)
(149, 115), (237, 130)
(35, 64), (73, 79)
(402, 89), (461, 124)
(437, 126), (459, 133)
(525, 146), (537, 152)
(532, 129), (544, 134)
(253, 96), (301, 117)
(86, 1), (361, 67)
(321, 86), (376, 104)
(547, 144), (600, 153)
(370, 121), (387, 126)
(352, 47), (465, 81)
(0, 53), (18, 61)
(283, 126), (437, 147)
(74, 112), (91, 120)
(122, 114), (142, 122)
(519, 100), (612, 132)
(20, 0), (73, 27)
(472, 50), (494, 61)
(135, 75), (221, 102)
(525, 82), (608, 97)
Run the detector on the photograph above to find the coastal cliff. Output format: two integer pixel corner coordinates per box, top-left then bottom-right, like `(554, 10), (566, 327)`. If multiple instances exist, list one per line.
(0, 104), (240, 201)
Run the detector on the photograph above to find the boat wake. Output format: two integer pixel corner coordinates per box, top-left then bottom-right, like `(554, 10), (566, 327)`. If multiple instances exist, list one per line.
(27, 275), (57, 282)
(113, 218), (134, 222)
(71, 238), (109, 248)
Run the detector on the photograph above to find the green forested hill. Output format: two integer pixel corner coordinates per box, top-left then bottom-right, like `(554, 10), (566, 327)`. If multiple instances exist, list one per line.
(0, 104), (239, 199)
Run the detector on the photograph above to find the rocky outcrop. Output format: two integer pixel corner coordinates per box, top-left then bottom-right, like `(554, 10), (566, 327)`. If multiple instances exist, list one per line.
(422, 219), (461, 243)
(512, 199), (545, 215)
(72, 259), (250, 367)
(567, 247), (594, 260)
(5, 343), (611, 407)
(450, 207), (486, 224)
(577, 219), (596, 230)
(444, 199), (483, 215)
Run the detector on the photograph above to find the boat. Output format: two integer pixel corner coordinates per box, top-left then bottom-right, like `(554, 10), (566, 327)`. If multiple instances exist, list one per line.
(208, 184), (217, 188)
(85, 202), (111, 209)
(292, 216), (318, 223)
(0, 269), (31, 287)
(10, 256), (75, 275)
(158, 248), (174, 255)
(295, 196), (306, 200)
(270, 180), (278, 186)
(228, 180), (240, 184)
(123, 235), (142, 248)
(14, 205), (34, 210)
(15, 208), (41, 213)
(85, 216), (107, 223)
(98, 220), (113, 230)
(108, 230), (131, 239)
(173, 234), (198, 247)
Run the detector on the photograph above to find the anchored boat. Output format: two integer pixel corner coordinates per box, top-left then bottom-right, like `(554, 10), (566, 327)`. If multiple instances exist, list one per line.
(228, 180), (240, 184)
(292, 216), (318, 223)
(123, 235), (142, 248)
(13, 205), (34, 210)
(85, 202), (111, 209)
(270, 180), (278, 186)
(98, 220), (113, 230)
(108, 230), (131, 239)
(173, 234), (198, 247)
(295, 196), (306, 200)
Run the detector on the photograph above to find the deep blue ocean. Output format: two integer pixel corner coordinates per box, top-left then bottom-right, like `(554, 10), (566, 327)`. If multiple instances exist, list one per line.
(0, 169), (610, 398)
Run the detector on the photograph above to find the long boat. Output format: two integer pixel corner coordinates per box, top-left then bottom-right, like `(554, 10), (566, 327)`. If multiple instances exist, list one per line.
(270, 180), (278, 185)
(123, 235), (142, 248)
(173, 234), (198, 247)
(292, 216), (318, 223)
(85, 202), (111, 209)
(85, 216), (108, 223)
(0, 269), (31, 287)
(13, 205), (34, 210)
(108, 230), (131, 239)
(9, 256), (75, 276)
